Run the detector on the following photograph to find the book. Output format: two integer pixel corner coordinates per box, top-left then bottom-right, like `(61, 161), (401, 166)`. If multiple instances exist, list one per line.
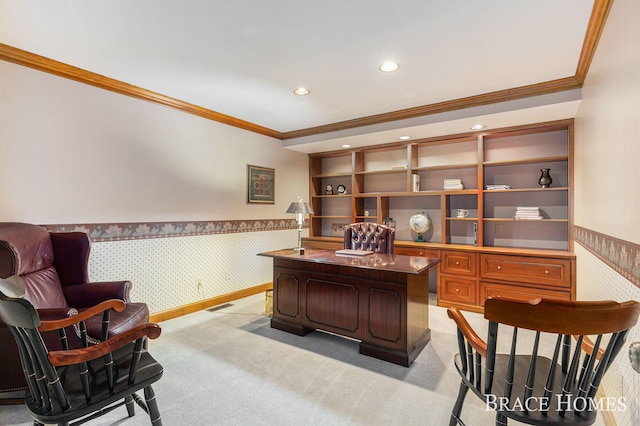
(515, 206), (542, 220)
(443, 178), (464, 190)
(486, 184), (511, 190)
(335, 249), (374, 257)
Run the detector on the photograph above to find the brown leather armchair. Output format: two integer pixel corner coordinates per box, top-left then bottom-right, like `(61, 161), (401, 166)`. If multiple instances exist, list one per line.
(343, 222), (395, 254)
(0, 222), (149, 402)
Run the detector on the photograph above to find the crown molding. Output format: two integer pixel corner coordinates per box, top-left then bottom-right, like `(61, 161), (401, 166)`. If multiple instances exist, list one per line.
(280, 77), (581, 140)
(0, 43), (282, 140)
(575, 0), (613, 84)
(0, 0), (609, 141)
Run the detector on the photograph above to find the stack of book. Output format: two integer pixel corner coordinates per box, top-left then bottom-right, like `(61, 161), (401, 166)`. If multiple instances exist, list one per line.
(515, 206), (542, 220)
(443, 178), (464, 190)
(486, 184), (511, 190)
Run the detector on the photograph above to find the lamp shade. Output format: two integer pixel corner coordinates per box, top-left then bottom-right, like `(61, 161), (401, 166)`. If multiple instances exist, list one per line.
(286, 198), (314, 215)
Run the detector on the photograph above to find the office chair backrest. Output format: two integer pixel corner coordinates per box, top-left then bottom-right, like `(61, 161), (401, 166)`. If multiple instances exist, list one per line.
(343, 222), (395, 254)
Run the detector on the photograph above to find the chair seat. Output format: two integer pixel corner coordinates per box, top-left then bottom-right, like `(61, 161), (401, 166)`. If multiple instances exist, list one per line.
(454, 353), (598, 425)
(26, 341), (163, 425)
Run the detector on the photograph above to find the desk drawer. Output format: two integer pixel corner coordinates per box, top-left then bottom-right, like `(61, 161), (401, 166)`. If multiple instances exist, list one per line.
(439, 276), (477, 305)
(480, 281), (571, 306)
(394, 247), (440, 258)
(480, 255), (571, 288)
(440, 251), (477, 276)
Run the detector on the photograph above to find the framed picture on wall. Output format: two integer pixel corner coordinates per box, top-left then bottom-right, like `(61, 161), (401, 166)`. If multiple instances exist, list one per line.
(247, 165), (275, 204)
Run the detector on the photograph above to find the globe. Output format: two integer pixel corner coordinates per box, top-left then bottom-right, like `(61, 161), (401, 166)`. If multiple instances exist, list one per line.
(409, 212), (431, 242)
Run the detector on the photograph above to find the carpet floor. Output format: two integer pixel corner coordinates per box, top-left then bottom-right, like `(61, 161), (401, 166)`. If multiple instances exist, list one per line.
(0, 294), (605, 426)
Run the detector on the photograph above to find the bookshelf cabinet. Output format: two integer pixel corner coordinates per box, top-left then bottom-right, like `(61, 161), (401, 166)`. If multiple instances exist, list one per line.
(305, 120), (575, 312)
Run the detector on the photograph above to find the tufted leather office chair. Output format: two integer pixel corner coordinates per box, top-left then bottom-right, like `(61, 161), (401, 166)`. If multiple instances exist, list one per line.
(0, 222), (150, 403)
(343, 222), (395, 254)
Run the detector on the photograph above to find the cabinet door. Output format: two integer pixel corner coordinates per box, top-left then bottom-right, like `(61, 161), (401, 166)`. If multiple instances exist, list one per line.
(273, 270), (302, 321)
(363, 283), (406, 350)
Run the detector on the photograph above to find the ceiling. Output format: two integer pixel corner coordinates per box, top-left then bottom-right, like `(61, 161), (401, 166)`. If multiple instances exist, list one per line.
(0, 0), (599, 153)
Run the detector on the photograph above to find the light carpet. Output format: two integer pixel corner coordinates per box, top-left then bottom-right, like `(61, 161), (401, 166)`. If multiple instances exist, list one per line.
(0, 294), (605, 425)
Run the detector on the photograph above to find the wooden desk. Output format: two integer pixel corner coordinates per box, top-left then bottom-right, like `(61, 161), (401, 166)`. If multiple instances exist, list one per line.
(258, 249), (441, 366)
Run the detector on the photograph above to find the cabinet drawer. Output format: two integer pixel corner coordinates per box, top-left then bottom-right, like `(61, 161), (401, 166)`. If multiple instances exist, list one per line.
(440, 251), (477, 276)
(480, 255), (571, 288)
(394, 247), (440, 259)
(479, 281), (571, 306)
(439, 276), (477, 305)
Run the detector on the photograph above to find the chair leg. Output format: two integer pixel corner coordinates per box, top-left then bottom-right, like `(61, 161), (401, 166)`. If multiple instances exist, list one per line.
(125, 394), (136, 417)
(144, 385), (162, 426)
(449, 381), (470, 426)
(495, 412), (508, 425)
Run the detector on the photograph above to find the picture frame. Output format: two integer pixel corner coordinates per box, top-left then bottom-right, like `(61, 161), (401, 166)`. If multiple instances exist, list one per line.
(247, 165), (275, 204)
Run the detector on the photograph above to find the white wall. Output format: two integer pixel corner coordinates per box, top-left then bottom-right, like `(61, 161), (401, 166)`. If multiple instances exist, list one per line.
(574, 0), (640, 423)
(574, 0), (640, 243)
(0, 61), (307, 223)
(0, 60), (309, 313)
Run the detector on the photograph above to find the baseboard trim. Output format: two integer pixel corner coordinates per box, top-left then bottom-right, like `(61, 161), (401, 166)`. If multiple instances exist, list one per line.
(149, 282), (273, 323)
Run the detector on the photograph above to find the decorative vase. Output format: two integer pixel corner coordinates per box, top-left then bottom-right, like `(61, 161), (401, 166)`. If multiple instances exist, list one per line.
(538, 168), (552, 188)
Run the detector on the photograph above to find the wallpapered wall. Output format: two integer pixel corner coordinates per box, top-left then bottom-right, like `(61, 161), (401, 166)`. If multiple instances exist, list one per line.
(43, 221), (304, 314)
(87, 228), (298, 314)
(573, 0), (640, 424)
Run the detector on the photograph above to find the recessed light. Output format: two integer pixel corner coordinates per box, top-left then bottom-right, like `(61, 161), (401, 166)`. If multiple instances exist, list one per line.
(294, 87), (310, 96)
(379, 62), (399, 72)
(471, 124), (486, 130)
(341, 144), (352, 148)
(399, 135), (411, 141)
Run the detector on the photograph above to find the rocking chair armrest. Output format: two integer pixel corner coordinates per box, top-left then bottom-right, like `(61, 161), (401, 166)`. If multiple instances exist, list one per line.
(38, 299), (126, 332)
(47, 323), (162, 367)
(447, 307), (487, 356)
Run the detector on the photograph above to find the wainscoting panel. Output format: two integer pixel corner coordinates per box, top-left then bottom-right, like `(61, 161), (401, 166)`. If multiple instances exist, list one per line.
(86, 229), (298, 314)
(575, 244), (640, 425)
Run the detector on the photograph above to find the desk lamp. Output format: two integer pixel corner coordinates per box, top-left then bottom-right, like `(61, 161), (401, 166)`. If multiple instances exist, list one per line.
(286, 196), (314, 252)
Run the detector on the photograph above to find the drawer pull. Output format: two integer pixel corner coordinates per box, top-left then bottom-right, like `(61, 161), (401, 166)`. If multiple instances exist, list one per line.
(455, 261), (460, 265)
(455, 288), (460, 293)
(545, 270), (550, 275)
(497, 265), (502, 270)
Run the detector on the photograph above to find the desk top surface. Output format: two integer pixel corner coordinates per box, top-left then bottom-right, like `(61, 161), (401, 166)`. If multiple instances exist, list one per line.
(258, 248), (441, 275)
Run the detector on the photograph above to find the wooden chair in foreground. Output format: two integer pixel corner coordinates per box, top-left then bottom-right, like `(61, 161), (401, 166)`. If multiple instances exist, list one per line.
(447, 297), (640, 426)
(0, 276), (164, 426)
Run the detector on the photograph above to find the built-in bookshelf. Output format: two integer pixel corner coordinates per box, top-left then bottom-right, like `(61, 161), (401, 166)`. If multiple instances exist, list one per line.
(308, 120), (573, 252)
(306, 119), (575, 313)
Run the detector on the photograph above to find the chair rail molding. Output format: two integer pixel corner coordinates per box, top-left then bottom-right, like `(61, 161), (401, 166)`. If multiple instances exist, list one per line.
(575, 225), (640, 288)
(41, 219), (307, 242)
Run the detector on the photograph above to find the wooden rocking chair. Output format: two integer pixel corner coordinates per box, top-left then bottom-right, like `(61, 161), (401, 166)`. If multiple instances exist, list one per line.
(0, 276), (164, 425)
(447, 297), (640, 425)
